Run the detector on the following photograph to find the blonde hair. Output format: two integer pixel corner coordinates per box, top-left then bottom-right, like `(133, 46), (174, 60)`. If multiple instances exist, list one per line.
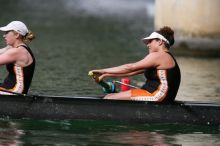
(23, 31), (35, 42)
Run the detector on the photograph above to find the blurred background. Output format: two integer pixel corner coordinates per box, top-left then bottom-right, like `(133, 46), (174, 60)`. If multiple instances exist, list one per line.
(0, 0), (220, 101)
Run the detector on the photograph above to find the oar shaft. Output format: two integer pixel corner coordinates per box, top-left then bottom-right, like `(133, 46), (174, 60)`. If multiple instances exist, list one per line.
(114, 80), (138, 89)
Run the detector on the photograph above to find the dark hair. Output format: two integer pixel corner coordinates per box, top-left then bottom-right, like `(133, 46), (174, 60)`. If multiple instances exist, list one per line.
(156, 26), (174, 48)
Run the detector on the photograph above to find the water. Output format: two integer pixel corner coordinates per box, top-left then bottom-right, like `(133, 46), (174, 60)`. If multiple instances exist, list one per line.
(0, 0), (220, 145)
(1, 119), (220, 146)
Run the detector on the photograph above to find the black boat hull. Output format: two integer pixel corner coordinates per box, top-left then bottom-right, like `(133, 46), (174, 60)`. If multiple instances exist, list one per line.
(0, 95), (219, 126)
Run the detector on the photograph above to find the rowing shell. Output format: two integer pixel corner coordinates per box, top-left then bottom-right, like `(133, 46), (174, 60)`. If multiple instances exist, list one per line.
(0, 94), (219, 126)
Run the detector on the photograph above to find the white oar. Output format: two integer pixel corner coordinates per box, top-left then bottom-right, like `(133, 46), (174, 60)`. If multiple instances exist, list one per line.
(113, 80), (139, 89)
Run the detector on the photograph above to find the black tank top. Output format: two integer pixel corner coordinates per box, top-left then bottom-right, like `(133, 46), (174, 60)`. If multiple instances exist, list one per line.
(0, 45), (35, 94)
(142, 52), (181, 102)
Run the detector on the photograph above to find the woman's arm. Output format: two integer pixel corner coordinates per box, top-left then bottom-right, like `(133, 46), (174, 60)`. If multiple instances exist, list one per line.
(0, 47), (19, 65)
(98, 69), (144, 81)
(92, 52), (160, 75)
(0, 46), (11, 54)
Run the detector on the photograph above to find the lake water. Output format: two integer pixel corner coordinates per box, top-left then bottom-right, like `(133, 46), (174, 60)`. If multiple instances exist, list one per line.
(1, 119), (220, 146)
(0, 0), (220, 145)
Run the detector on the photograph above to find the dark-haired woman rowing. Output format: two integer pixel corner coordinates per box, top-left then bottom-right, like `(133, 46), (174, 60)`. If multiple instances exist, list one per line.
(90, 26), (181, 102)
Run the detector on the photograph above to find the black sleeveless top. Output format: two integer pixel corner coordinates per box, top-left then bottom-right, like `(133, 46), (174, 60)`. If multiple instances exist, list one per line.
(142, 52), (181, 102)
(0, 45), (35, 94)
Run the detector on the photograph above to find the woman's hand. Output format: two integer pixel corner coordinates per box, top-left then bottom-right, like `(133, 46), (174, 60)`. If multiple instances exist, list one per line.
(88, 70), (106, 82)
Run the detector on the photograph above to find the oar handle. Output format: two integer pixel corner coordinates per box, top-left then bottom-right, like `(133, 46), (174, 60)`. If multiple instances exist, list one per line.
(88, 71), (100, 82)
(88, 71), (116, 93)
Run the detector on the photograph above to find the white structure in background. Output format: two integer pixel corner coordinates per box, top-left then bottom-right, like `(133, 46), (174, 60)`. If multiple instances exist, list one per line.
(155, 0), (220, 51)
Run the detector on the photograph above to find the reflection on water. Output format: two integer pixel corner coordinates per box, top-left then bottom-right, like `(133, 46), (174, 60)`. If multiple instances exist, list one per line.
(0, 120), (24, 146)
(100, 131), (168, 145)
(0, 119), (219, 146)
(173, 133), (220, 146)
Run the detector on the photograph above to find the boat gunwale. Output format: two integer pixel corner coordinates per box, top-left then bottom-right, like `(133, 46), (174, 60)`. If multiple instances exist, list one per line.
(1, 94), (220, 107)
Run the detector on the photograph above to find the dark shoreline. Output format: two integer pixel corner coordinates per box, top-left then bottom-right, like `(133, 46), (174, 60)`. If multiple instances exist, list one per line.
(172, 47), (220, 58)
(173, 38), (220, 58)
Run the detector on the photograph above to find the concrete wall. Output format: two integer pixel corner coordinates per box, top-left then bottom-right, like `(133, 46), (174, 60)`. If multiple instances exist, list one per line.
(155, 0), (220, 54)
(155, 0), (220, 37)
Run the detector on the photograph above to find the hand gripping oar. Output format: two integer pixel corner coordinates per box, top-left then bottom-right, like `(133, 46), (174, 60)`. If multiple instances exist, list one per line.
(88, 71), (116, 93)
